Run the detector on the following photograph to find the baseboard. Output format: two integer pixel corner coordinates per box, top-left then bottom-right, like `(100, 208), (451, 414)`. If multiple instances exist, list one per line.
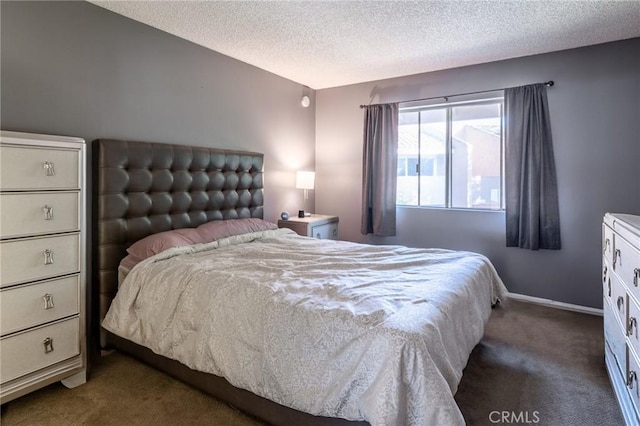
(507, 292), (603, 316)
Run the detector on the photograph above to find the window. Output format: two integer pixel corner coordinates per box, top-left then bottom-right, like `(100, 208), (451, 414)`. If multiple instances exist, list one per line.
(397, 97), (504, 210)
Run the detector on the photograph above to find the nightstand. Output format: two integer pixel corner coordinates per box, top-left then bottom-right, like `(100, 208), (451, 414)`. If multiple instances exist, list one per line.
(278, 214), (339, 240)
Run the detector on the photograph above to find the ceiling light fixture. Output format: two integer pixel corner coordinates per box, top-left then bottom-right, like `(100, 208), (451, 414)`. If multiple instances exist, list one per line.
(301, 85), (310, 108)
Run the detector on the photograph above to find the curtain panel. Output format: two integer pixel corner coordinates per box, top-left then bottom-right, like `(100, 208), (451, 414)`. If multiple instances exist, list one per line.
(361, 103), (399, 236)
(505, 83), (561, 250)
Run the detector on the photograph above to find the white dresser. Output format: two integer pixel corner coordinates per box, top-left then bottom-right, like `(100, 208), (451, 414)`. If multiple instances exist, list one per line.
(603, 213), (640, 425)
(0, 130), (86, 403)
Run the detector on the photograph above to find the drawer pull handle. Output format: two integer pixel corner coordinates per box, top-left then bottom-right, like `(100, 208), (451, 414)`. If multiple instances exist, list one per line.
(635, 268), (640, 287)
(43, 205), (54, 220)
(603, 266), (608, 283)
(43, 161), (56, 176)
(608, 278), (611, 298)
(603, 238), (610, 254)
(614, 249), (622, 269)
(629, 371), (637, 388)
(629, 317), (637, 336)
(43, 249), (54, 265)
(43, 293), (54, 310)
(617, 296), (625, 312)
(43, 337), (54, 354)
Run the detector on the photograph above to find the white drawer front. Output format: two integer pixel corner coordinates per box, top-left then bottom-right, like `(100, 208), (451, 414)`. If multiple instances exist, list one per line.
(628, 345), (640, 414)
(605, 298), (627, 377)
(0, 192), (80, 239)
(0, 275), (79, 336)
(311, 223), (339, 240)
(611, 272), (628, 331)
(604, 224), (615, 266)
(616, 235), (640, 298)
(603, 259), (612, 306)
(629, 295), (640, 357)
(0, 145), (79, 191)
(0, 317), (79, 383)
(0, 234), (80, 287)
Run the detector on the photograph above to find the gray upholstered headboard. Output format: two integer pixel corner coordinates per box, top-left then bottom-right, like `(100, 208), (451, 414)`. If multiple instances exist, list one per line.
(95, 139), (264, 324)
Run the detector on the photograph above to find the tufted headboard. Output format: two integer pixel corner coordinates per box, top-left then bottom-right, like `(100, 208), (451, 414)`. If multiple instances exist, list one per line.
(94, 139), (264, 326)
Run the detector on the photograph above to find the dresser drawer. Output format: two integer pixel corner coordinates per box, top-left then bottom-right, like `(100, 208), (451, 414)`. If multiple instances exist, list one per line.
(0, 234), (80, 287)
(603, 260), (613, 306)
(0, 275), (79, 336)
(0, 145), (79, 191)
(311, 222), (339, 240)
(605, 298), (627, 377)
(0, 317), (79, 384)
(0, 192), (80, 239)
(611, 272), (628, 331)
(616, 235), (640, 298)
(628, 345), (640, 415)
(629, 295), (640, 356)
(604, 223), (615, 266)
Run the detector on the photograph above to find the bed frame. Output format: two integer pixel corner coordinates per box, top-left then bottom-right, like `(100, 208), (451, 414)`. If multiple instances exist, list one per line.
(94, 139), (367, 425)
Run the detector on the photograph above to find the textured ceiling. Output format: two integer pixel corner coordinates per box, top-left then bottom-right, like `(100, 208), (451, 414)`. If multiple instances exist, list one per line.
(89, 1), (640, 90)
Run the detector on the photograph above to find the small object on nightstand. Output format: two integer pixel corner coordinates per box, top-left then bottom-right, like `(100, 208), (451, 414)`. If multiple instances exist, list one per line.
(280, 211), (290, 220)
(298, 210), (305, 218)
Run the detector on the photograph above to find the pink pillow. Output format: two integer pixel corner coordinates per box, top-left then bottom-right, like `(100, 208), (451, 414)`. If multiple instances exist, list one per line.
(123, 220), (276, 269)
(197, 218), (277, 242)
(120, 253), (143, 271)
(126, 228), (204, 261)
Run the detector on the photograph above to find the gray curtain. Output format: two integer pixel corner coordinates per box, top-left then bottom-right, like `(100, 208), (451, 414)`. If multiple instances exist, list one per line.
(505, 83), (561, 250)
(361, 103), (399, 236)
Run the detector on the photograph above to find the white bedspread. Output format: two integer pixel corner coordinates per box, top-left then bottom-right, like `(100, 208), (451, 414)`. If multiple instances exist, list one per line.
(103, 229), (507, 425)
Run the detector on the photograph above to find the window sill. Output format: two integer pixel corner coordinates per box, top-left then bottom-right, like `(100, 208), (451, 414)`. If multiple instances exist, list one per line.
(396, 205), (505, 213)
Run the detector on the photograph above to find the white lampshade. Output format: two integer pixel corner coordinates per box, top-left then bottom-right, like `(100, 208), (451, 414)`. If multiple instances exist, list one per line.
(295, 171), (315, 190)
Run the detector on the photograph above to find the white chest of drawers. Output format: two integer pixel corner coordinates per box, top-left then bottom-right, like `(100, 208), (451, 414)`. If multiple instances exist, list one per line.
(603, 213), (640, 425)
(0, 130), (86, 403)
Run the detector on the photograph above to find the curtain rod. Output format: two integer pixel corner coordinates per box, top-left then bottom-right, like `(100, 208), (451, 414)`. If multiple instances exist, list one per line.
(359, 80), (554, 109)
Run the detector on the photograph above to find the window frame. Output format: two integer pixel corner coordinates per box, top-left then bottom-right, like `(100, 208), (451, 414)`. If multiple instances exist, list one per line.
(397, 95), (505, 211)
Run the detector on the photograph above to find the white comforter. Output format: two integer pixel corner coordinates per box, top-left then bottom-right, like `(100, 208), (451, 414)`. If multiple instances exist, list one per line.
(103, 229), (507, 426)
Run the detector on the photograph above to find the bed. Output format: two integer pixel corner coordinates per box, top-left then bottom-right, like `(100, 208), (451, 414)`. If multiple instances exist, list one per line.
(95, 139), (507, 426)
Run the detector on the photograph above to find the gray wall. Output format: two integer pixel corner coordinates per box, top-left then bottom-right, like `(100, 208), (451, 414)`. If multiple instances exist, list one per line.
(316, 39), (640, 309)
(1, 0), (318, 365)
(0, 1), (316, 221)
(2, 1), (638, 311)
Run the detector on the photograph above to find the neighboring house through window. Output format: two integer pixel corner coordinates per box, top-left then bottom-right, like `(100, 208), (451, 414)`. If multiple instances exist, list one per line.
(397, 96), (504, 210)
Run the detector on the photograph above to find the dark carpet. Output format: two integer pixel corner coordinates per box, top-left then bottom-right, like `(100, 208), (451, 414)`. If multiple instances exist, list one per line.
(1, 300), (623, 425)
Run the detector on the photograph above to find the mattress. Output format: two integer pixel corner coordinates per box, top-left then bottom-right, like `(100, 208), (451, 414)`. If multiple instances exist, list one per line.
(102, 229), (507, 425)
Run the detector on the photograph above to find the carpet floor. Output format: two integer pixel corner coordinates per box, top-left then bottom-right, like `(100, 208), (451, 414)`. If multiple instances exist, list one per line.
(0, 300), (623, 425)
